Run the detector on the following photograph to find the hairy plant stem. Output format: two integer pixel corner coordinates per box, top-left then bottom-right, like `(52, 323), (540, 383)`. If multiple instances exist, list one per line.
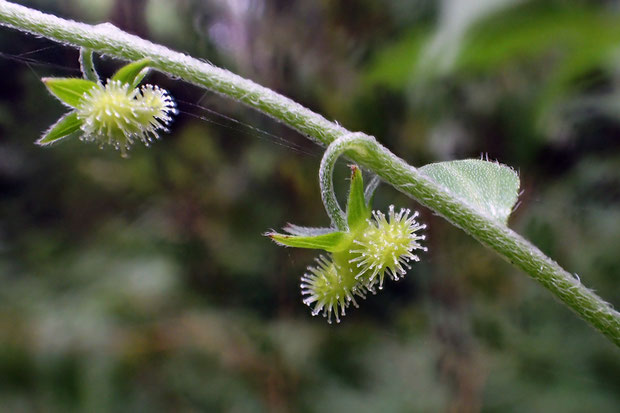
(319, 132), (383, 230)
(78, 47), (98, 82)
(319, 134), (367, 231)
(0, 0), (618, 346)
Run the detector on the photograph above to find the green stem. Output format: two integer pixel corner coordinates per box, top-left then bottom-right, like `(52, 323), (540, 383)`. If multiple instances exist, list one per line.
(320, 133), (383, 230)
(0, 0), (618, 346)
(319, 134), (369, 231)
(78, 47), (98, 82)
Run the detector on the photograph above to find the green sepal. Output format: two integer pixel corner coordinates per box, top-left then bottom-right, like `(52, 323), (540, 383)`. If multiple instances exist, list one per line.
(112, 58), (152, 87)
(346, 165), (371, 231)
(42, 77), (98, 108)
(266, 230), (349, 252)
(36, 111), (82, 146)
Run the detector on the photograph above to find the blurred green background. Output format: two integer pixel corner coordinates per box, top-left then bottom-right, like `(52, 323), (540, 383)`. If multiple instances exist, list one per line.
(1, 0), (619, 411)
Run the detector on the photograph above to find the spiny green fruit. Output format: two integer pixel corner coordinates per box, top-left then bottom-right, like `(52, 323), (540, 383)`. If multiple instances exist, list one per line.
(39, 59), (176, 155)
(268, 166), (427, 323)
(77, 80), (175, 154)
(350, 206), (427, 289)
(301, 254), (374, 324)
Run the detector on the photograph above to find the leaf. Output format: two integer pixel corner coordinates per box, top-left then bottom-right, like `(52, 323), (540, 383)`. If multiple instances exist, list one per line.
(420, 159), (520, 224)
(346, 165), (370, 231)
(112, 58), (152, 87)
(363, 4), (620, 119)
(42, 78), (98, 108)
(266, 230), (349, 252)
(36, 112), (82, 146)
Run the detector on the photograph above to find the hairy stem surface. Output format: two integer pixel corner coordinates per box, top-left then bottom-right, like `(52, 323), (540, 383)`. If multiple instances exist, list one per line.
(78, 47), (98, 82)
(0, 0), (618, 346)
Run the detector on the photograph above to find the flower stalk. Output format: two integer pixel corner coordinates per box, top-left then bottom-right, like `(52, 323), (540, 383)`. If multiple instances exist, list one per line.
(79, 47), (99, 82)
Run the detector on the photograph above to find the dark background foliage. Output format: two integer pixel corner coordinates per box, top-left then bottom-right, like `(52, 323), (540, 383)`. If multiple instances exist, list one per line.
(0, 0), (619, 411)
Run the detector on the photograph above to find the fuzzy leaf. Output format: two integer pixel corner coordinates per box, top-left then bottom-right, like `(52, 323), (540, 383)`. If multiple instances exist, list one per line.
(36, 112), (82, 146)
(267, 230), (349, 252)
(420, 159), (520, 224)
(346, 165), (371, 231)
(42, 77), (98, 108)
(112, 58), (151, 87)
